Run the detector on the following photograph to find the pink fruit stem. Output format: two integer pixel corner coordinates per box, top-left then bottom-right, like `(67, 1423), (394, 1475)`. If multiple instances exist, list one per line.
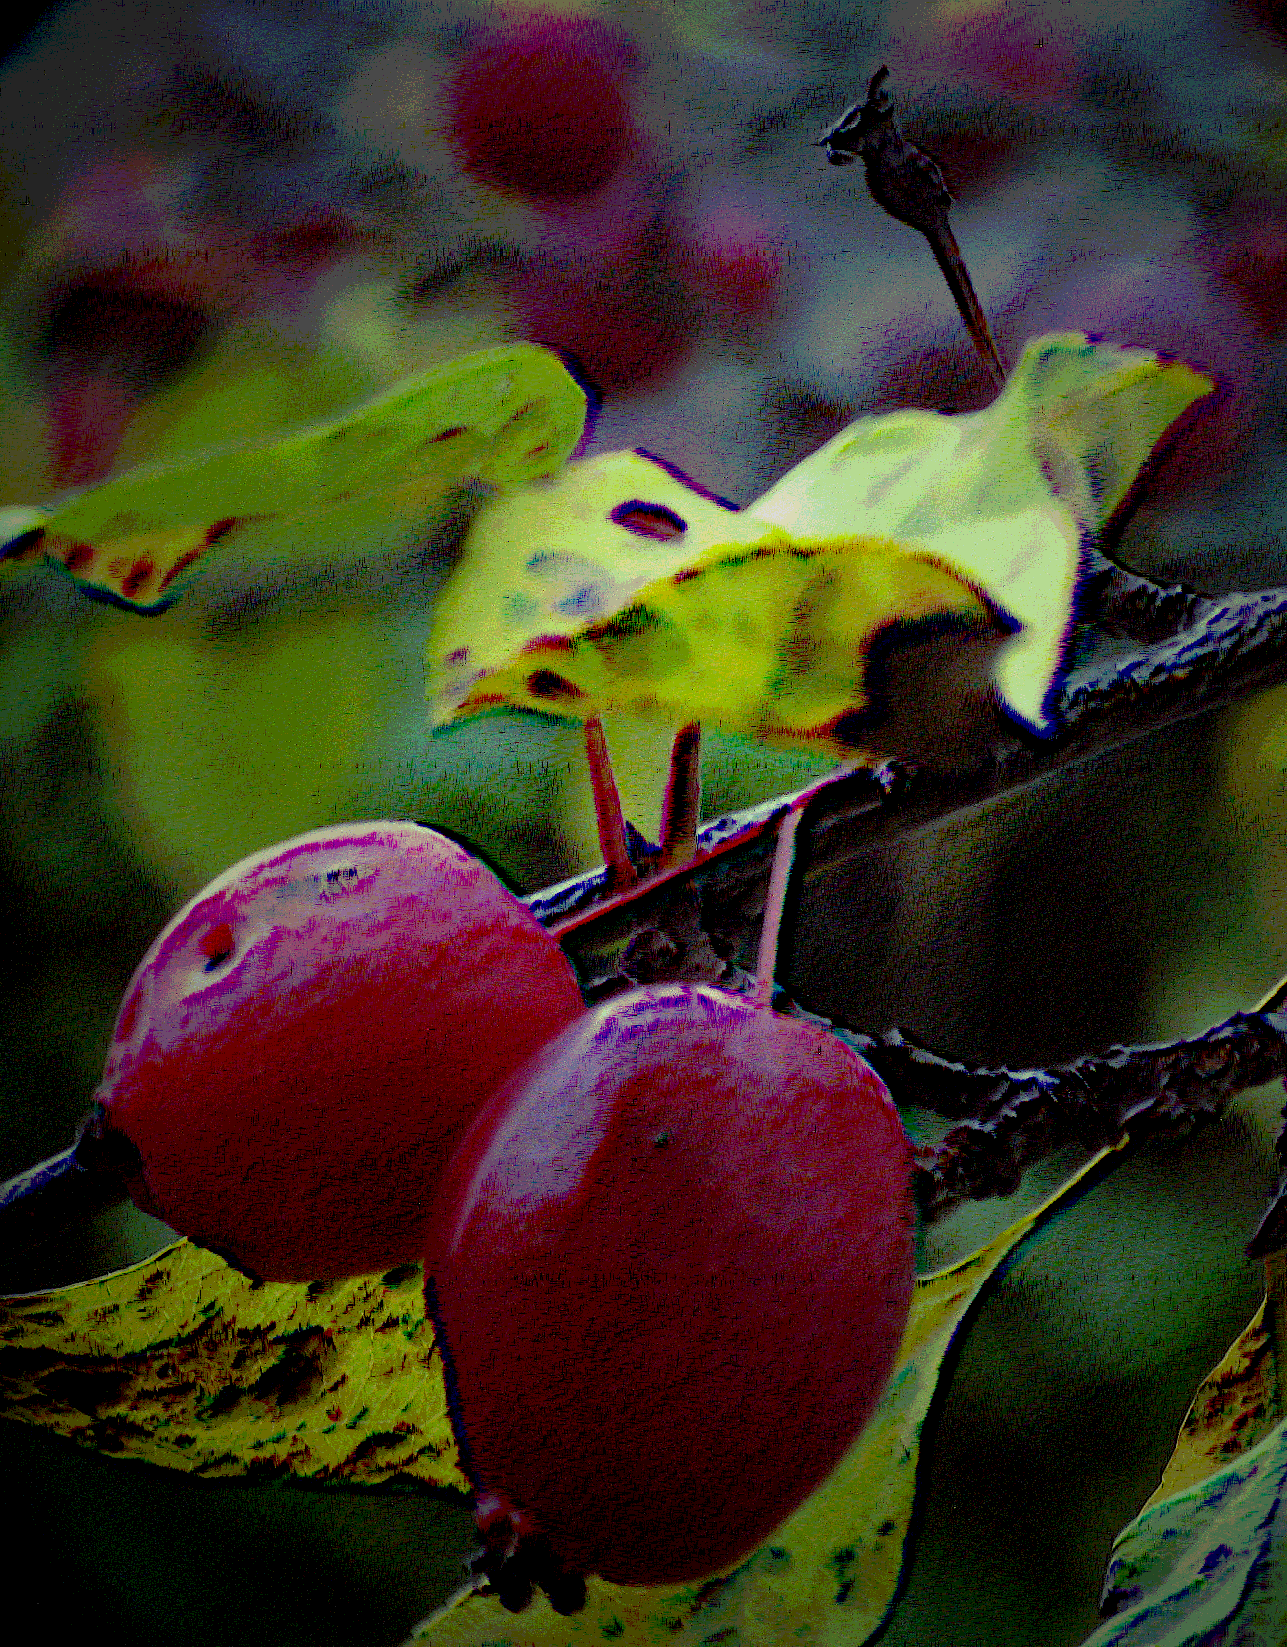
(583, 716), (637, 891)
(657, 722), (701, 871)
(754, 769), (857, 1008)
(754, 799), (807, 1009)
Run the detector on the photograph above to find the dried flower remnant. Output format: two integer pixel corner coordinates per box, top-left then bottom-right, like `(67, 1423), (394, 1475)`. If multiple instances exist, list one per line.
(817, 66), (1006, 389)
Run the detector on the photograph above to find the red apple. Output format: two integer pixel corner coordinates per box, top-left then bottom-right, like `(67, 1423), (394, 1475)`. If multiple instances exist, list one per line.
(95, 820), (586, 1281)
(898, 0), (1085, 104)
(429, 982), (915, 1598)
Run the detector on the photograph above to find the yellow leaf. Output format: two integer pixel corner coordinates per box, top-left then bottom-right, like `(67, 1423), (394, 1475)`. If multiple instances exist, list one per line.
(751, 333), (1212, 735)
(427, 449), (990, 756)
(0, 1241), (467, 1490)
(0, 1147), (1128, 1642)
(412, 1143), (1126, 1646)
(1085, 1258), (1287, 1643)
(2, 343), (586, 611)
(1140, 1293), (1281, 1515)
(429, 336), (1210, 758)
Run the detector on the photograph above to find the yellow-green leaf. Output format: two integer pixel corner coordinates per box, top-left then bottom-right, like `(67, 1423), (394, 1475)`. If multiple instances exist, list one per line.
(751, 332), (1212, 735)
(0, 1147), (1127, 1639)
(1085, 1282), (1287, 1645)
(427, 448), (991, 755)
(1089, 1419), (1287, 1645)
(0, 1240), (467, 1490)
(1141, 1294), (1282, 1514)
(411, 1143), (1127, 1647)
(1, 343), (586, 611)
(428, 335), (1210, 754)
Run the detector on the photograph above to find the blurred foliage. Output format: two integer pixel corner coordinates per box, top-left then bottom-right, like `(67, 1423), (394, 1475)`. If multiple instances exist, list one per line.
(1, 0), (1287, 1643)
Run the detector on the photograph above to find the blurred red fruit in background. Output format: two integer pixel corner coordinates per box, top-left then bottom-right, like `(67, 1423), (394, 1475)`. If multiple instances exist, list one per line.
(1196, 206), (1287, 337)
(447, 9), (637, 201)
(507, 249), (694, 396)
(917, 0), (1085, 103)
(675, 182), (789, 321)
(33, 153), (365, 488)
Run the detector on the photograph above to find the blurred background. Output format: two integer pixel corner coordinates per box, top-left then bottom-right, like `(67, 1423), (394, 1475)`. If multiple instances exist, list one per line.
(3, 1), (1287, 1642)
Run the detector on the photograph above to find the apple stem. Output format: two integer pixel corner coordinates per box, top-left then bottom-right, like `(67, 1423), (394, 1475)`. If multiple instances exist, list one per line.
(755, 798), (808, 1009)
(584, 716), (638, 892)
(657, 722), (702, 871)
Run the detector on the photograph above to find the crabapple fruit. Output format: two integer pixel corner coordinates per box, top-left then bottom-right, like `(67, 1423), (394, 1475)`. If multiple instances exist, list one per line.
(428, 981), (915, 1596)
(94, 820), (585, 1281)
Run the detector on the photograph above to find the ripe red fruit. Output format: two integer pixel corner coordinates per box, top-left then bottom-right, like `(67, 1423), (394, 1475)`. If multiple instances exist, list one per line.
(446, 10), (637, 200)
(429, 981), (914, 1595)
(675, 183), (789, 321)
(94, 820), (585, 1282)
(508, 252), (694, 396)
(900, 0), (1084, 104)
(1197, 207), (1287, 337)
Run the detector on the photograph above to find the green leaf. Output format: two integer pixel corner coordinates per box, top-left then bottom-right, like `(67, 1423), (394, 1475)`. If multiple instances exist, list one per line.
(429, 334), (1209, 752)
(85, 607), (394, 894)
(1083, 1293), (1287, 1646)
(411, 1143), (1127, 1647)
(0, 1240), (467, 1490)
(0, 344), (586, 612)
(1086, 1419), (1287, 1645)
(1139, 1295), (1282, 1514)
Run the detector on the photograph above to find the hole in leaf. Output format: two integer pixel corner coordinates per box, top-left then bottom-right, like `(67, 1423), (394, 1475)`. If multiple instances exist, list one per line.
(610, 501), (688, 541)
(527, 669), (584, 702)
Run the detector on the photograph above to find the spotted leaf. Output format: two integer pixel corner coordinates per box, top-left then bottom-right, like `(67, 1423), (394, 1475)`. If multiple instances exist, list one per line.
(1085, 1279), (1287, 1645)
(429, 334), (1211, 755)
(427, 448), (992, 761)
(0, 1239), (467, 1490)
(751, 332), (1212, 735)
(0, 344), (586, 611)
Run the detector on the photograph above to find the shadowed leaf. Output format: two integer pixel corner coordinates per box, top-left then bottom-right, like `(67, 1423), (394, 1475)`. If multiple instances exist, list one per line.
(0, 344), (586, 611)
(1088, 1416), (1287, 1645)
(1086, 1281), (1287, 1645)
(427, 447), (991, 760)
(751, 332), (1211, 735)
